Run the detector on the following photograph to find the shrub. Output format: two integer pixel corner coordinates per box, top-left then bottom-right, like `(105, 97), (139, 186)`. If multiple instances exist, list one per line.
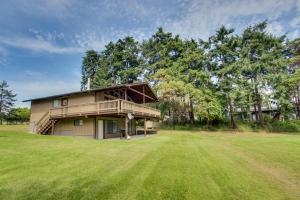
(160, 120), (300, 133)
(267, 120), (300, 133)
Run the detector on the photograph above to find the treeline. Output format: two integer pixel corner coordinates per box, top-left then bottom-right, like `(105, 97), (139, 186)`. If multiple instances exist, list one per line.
(0, 81), (29, 124)
(81, 22), (300, 129)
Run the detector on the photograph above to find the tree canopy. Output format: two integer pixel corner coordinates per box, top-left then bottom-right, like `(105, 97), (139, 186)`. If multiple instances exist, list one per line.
(0, 81), (17, 124)
(81, 22), (300, 127)
(5, 107), (30, 124)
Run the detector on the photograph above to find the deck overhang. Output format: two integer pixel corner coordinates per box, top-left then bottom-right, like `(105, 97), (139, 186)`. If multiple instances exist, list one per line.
(49, 99), (160, 120)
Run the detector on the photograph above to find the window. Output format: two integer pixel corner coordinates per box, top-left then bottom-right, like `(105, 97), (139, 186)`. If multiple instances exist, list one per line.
(128, 120), (135, 134)
(53, 99), (60, 108)
(61, 98), (68, 106)
(107, 120), (117, 134)
(74, 119), (83, 126)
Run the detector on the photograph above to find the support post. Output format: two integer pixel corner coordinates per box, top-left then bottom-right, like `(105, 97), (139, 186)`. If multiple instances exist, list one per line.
(125, 116), (129, 139)
(144, 117), (147, 136)
(94, 117), (97, 139)
(51, 120), (54, 135)
(143, 85), (145, 104)
(125, 88), (128, 101)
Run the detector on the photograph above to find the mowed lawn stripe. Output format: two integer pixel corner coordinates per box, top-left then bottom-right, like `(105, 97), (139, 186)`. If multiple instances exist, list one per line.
(221, 142), (299, 199)
(198, 138), (293, 199)
(181, 132), (289, 200)
(0, 133), (170, 199)
(1, 128), (300, 200)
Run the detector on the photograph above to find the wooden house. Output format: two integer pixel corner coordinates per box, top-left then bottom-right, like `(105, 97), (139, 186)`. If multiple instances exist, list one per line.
(24, 82), (160, 139)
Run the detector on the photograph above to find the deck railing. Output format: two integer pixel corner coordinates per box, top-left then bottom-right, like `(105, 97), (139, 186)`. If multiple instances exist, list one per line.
(121, 100), (160, 117)
(49, 99), (160, 118)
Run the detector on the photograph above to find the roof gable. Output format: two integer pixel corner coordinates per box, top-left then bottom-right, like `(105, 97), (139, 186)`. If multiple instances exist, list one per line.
(23, 82), (158, 103)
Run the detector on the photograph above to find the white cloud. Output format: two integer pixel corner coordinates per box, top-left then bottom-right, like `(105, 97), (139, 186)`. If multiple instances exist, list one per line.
(73, 29), (149, 51)
(11, 79), (80, 107)
(266, 21), (285, 36)
(164, 0), (294, 39)
(0, 46), (8, 66)
(5, 69), (81, 107)
(29, 28), (65, 42)
(16, 0), (74, 20)
(290, 15), (300, 28)
(0, 46), (7, 56)
(289, 29), (300, 39)
(9, 0), (150, 23)
(23, 70), (48, 79)
(74, 32), (109, 51)
(0, 35), (83, 54)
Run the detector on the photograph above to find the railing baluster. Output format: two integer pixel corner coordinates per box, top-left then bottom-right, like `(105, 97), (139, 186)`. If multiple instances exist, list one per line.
(48, 99), (160, 118)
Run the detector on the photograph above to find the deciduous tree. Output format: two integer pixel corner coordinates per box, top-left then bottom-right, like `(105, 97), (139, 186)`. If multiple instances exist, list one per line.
(0, 81), (16, 124)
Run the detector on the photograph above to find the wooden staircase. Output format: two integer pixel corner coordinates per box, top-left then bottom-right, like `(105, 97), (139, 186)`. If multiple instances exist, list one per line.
(36, 111), (58, 134)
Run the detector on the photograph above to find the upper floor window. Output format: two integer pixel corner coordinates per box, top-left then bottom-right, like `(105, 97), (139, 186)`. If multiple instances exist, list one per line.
(53, 99), (60, 108)
(61, 98), (68, 106)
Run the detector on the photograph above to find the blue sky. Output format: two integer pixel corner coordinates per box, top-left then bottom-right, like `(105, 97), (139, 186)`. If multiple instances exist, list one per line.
(0, 0), (299, 107)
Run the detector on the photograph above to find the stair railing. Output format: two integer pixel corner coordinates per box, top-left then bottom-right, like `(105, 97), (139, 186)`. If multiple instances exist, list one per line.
(36, 111), (50, 133)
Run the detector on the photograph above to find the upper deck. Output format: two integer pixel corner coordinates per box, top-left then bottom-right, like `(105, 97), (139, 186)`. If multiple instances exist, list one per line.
(49, 99), (160, 119)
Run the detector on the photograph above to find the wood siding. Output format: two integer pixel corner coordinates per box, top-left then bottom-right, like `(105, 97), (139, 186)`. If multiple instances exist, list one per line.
(95, 91), (105, 101)
(68, 93), (95, 105)
(30, 93), (96, 123)
(53, 117), (94, 138)
(30, 100), (52, 123)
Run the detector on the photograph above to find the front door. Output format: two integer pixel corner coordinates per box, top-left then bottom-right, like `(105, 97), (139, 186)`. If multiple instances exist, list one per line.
(98, 120), (104, 139)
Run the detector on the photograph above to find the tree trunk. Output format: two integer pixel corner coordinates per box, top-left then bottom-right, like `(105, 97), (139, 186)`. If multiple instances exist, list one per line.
(189, 98), (195, 124)
(272, 112), (281, 121)
(168, 107), (172, 125)
(296, 86), (300, 119)
(255, 89), (264, 127)
(248, 95), (253, 121)
(228, 96), (237, 129)
(170, 107), (175, 128)
(253, 76), (263, 127)
(249, 111), (253, 122)
(0, 106), (2, 125)
(241, 107), (245, 121)
(254, 104), (258, 121)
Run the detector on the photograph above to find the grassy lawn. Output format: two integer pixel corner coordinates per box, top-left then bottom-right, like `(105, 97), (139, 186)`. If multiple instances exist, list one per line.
(0, 126), (300, 200)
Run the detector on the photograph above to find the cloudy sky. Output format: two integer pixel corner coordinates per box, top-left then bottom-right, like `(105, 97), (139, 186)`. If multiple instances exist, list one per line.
(0, 0), (299, 107)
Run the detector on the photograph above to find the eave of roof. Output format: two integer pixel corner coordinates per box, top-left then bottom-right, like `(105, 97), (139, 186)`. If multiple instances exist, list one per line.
(23, 82), (158, 102)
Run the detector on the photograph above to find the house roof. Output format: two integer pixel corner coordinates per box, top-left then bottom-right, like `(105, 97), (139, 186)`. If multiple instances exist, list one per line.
(236, 106), (278, 113)
(23, 82), (158, 103)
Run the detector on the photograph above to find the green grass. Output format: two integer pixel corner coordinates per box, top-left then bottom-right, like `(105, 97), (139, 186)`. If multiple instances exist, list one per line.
(1, 126), (300, 200)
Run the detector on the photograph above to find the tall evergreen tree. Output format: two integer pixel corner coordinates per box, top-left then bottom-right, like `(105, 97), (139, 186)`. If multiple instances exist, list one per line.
(208, 26), (240, 129)
(0, 81), (16, 124)
(153, 38), (222, 124)
(92, 56), (113, 88)
(141, 27), (175, 82)
(102, 37), (142, 85)
(287, 38), (300, 118)
(240, 22), (286, 126)
(81, 50), (100, 90)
